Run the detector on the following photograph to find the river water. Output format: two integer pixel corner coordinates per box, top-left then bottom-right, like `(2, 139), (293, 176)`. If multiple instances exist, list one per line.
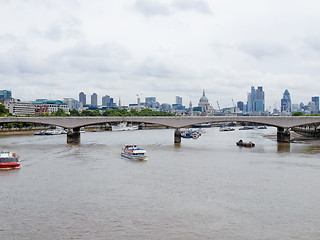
(1, 127), (320, 240)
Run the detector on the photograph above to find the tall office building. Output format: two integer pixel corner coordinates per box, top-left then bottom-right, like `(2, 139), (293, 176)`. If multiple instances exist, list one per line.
(145, 97), (156, 103)
(102, 95), (110, 106)
(79, 92), (86, 105)
(145, 97), (156, 108)
(255, 86), (265, 112)
(237, 101), (244, 111)
(312, 96), (319, 112)
(91, 93), (97, 107)
(176, 96), (182, 105)
(281, 89), (291, 113)
(247, 86), (265, 113)
(64, 98), (82, 111)
(0, 90), (12, 100)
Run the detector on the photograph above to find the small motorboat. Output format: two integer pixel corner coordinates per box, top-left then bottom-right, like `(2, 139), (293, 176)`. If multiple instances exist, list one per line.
(220, 127), (235, 131)
(0, 151), (20, 170)
(121, 145), (147, 161)
(236, 140), (255, 147)
(181, 129), (201, 139)
(239, 126), (254, 130)
(34, 130), (46, 135)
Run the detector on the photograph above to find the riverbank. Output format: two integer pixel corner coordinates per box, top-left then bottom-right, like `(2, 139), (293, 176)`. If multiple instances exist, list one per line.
(0, 129), (42, 136)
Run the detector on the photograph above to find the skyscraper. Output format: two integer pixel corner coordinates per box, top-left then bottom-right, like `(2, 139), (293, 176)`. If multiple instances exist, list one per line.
(102, 95), (110, 106)
(247, 86), (265, 113)
(91, 93), (97, 107)
(237, 101), (244, 111)
(0, 90), (12, 100)
(312, 96), (319, 112)
(145, 97), (156, 108)
(281, 89), (291, 113)
(254, 86), (265, 112)
(79, 92), (86, 105)
(176, 96), (182, 105)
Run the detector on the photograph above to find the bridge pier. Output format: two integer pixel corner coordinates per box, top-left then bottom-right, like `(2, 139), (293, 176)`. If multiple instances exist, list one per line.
(174, 129), (181, 143)
(67, 127), (81, 143)
(277, 127), (290, 143)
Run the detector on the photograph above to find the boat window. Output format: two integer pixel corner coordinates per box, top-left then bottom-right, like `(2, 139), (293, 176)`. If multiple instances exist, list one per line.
(0, 158), (18, 163)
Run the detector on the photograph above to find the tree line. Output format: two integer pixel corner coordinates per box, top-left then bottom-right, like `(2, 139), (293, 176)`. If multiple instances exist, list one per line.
(0, 104), (174, 129)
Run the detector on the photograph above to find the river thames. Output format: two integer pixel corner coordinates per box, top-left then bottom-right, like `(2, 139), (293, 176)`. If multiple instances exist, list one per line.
(1, 127), (320, 240)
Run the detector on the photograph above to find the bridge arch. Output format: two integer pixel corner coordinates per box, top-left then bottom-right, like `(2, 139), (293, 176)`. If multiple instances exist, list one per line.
(1, 116), (320, 143)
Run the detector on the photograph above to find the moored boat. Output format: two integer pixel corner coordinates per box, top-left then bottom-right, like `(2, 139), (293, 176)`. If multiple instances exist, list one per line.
(45, 129), (62, 135)
(0, 151), (20, 170)
(121, 145), (147, 161)
(220, 127), (235, 131)
(192, 123), (212, 128)
(112, 122), (138, 131)
(239, 126), (255, 130)
(236, 140), (255, 147)
(34, 130), (46, 135)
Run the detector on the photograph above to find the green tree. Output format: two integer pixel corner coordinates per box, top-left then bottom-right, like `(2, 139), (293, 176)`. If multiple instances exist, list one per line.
(70, 109), (80, 116)
(51, 108), (69, 117)
(0, 104), (10, 117)
(292, 112), (304, 116)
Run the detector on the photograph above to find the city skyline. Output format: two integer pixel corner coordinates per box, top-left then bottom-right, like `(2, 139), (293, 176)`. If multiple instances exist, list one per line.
(1, 1), (320, 108)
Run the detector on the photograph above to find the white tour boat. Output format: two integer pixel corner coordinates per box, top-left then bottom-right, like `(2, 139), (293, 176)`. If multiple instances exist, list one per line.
(121, 145), (147, 161)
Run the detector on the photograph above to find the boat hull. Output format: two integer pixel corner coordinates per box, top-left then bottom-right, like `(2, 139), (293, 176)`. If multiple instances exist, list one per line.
(236, 142), (255, 147)
(0, 162), (20, 170)
(121, 152), (147, 161)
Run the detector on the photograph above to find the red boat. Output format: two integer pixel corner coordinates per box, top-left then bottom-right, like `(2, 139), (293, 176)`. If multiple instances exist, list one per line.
(0, 151), (20, 170)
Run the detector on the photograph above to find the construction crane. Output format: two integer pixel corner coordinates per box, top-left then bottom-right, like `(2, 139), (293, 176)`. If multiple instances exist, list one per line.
(216, 101), (221, 111)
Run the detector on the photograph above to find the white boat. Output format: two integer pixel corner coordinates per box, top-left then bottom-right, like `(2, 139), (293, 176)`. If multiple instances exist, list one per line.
(45, 129), (62, 135)
(112, 122), (138, 131)
(219, 127), (235, 131)
(121, 145), (147, 161)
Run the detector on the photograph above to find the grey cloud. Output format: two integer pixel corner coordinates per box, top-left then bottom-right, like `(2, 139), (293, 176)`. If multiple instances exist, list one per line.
(31, 23), (83, 41)
(48, 43), (131, 73)
(134, 0), (171, 16)
(0, 34), (17, 42)
(173, 0), (212, 14)
(239, 43), (288, 59)
(0, 47), (50, 74)
(135, 57), (176, 78)
(303, 37), (320, 54)
(134, 0), (211, 16)
(44, 24), (64, 41)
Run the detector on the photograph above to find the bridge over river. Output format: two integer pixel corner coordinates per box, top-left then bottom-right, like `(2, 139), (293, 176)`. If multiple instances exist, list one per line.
(1, 116), (320, 143)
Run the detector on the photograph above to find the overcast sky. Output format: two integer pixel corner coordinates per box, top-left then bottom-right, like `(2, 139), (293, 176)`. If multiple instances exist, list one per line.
(1, 0), (320, 109)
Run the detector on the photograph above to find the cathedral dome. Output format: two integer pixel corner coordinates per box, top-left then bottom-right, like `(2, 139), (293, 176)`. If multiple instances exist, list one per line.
(199, 90), (209, 103)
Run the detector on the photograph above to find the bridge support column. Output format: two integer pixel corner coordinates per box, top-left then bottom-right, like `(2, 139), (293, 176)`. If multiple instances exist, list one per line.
(67, 127), (81, 143)
(174, 129), (181, 144)
(277, 127), (290, 143)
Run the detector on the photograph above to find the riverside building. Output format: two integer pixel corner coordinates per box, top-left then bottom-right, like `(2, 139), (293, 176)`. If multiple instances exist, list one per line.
(30, 99), (69, 116)
(0, 98), (35, 116)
